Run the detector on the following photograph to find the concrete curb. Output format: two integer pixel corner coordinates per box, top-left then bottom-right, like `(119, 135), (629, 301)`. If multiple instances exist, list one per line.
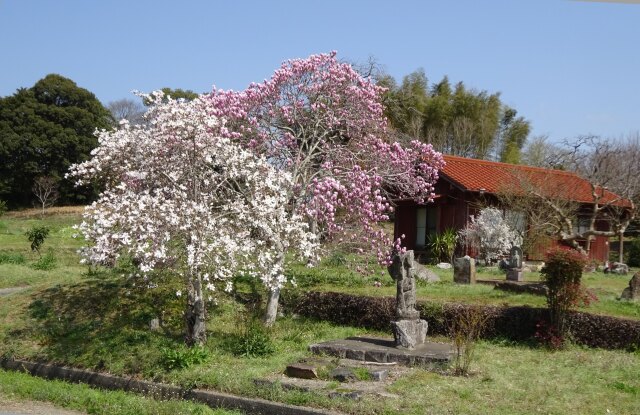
(0, 358), (341, 415)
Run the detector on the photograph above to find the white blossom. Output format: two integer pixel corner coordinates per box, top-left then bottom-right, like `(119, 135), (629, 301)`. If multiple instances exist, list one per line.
(68, 92), (318, 306)
(459, 207), (521, 263)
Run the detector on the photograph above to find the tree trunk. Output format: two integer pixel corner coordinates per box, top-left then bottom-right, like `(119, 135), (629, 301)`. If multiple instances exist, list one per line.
(619, 231), (624, 263)
(184, 274), (206, 346)
(263, 244), (285, 327)
(263, 286), (280, 327)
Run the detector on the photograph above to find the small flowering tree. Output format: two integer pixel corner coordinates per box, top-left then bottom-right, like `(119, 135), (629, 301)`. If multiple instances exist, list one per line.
(459, 207), (521, 264)
(539, 247), (591, 347)
(206, 52), (444, 324)
(68, 93), (316, 345)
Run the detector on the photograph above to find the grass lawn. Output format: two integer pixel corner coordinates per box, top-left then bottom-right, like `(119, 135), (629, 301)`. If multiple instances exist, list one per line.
(287, 253), (640, 320)
(1, 210), (639, 414)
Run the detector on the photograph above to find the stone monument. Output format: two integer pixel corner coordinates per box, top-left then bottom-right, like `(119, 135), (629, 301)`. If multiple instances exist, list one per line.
(621, 272), (640, 301)
(388, 250), (428, 349)
(453, 256), (476, 284)
(506, 246), (524, 282)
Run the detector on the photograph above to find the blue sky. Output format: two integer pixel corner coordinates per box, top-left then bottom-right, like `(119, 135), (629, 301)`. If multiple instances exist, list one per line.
(1, 0), (638, 141)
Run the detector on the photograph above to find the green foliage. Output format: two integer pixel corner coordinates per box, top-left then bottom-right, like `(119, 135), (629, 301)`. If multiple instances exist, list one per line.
(25, 225), (50, 253)
(380, 70), (530, 161)
(325, 250), (348, 267)
(227, 316), (275, 358)
(0, 251), (25, 264)
(626, 238), (640, 267)
(31, 249), (57, 270)
(448, 305), (490, 376)
(143, 87), (199, 106)
(0, 74), (112, 207)
(0, 200), (7, 216)
(498, 106), (531, 164)
(160, 346), (209, 371)
(428, 228), (457, 264)
(541, 248), (589, 343)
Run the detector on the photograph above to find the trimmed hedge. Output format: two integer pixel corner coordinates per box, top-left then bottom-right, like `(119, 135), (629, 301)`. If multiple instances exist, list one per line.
(286, 291), (640, 351)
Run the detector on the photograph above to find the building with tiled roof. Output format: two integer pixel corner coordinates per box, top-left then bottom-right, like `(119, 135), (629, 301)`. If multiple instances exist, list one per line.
(394, 155), (626, 262)
(440, 155), (626, 206)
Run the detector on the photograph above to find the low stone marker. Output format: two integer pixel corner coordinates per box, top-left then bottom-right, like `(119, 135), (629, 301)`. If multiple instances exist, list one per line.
(388, 251), (429, 349)
(453, 256), (476, 284)
(608, 262), (630, 275)
(285, 363), (318, 379)
(414, 262), (440, 283)
(330, 367), (356, 382)
(621, 272), (640, 301)
(506, 246), (524, 282)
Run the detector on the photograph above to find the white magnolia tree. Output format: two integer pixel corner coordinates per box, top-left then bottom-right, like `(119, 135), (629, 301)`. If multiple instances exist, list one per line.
(459, 207), (521, 263)
(68, 93), (316, 345)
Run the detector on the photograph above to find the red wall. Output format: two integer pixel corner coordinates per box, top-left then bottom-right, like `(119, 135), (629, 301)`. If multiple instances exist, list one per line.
(394, 186), (611, 263)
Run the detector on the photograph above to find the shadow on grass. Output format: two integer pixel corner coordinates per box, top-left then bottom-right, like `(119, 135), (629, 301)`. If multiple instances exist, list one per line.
(26, 274), (185, 374)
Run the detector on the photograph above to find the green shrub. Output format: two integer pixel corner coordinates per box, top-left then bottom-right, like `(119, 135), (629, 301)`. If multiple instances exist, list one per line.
(25, 225), (50, 254)
(448, 305), (491, 376)
(541, 248), (589, 344)
(291, 291), (640, 350)
(0, 251), (26, 265)
(228, 316), (275, 358)
(160, 345), (209, 371)
(31, 250), (57, 270)
(626, 238), (640, 267)
(428, 228), (458, 264)
(0, 200), (7, 217)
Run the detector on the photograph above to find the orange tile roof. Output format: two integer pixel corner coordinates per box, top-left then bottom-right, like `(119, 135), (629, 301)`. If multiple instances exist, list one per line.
(440, 155), (628, 207)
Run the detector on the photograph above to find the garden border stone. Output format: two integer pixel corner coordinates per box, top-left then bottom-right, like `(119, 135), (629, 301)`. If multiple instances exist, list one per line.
(0, 358), (341, 415)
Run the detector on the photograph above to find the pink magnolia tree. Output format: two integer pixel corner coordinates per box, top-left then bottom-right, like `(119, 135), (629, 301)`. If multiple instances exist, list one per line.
(68, 93), (316, 345)
(206, 52), (444, 324)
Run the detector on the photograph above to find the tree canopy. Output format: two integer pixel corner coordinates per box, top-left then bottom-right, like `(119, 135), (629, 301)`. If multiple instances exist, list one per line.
(69, 93), (316, 344)
(0, 74), (112, 207)
(378, 70), (530, 162)
(207, 52), (444, 324)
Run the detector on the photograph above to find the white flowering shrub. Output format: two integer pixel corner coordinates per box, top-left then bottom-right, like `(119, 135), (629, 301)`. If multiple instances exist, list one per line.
(68, 92), (316, 345)
(458, 207), (521, 263)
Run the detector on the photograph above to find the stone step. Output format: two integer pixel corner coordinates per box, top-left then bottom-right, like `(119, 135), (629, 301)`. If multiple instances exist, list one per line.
(310, 337), (453, 368)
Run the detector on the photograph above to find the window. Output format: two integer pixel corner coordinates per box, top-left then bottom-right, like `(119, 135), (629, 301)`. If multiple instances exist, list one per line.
(416, 206), (438, 249)
(573, 217), (590, 235)
(416, 208), (427, 247)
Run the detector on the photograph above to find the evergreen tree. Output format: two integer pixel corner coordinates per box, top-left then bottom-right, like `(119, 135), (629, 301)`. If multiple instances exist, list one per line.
(0, 74), (112, 207)
(380, 70), (530, 161)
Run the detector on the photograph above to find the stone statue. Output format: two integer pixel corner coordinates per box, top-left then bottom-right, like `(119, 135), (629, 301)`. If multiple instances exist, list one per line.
(506, 246), (524, 281)
(509, 246), (523, 269)
(510, 250), (520, 269)
(388, 251), (419, 320)
(388, 250), (428, 349)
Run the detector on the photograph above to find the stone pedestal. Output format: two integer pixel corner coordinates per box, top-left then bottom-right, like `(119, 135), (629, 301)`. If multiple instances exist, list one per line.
(453, 256), (476, 284)
(391, 319), (428, 349)
(506, 268), (524, 282)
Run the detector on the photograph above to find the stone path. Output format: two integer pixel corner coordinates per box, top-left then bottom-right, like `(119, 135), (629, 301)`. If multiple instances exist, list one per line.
(0, 287), (27, 297)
